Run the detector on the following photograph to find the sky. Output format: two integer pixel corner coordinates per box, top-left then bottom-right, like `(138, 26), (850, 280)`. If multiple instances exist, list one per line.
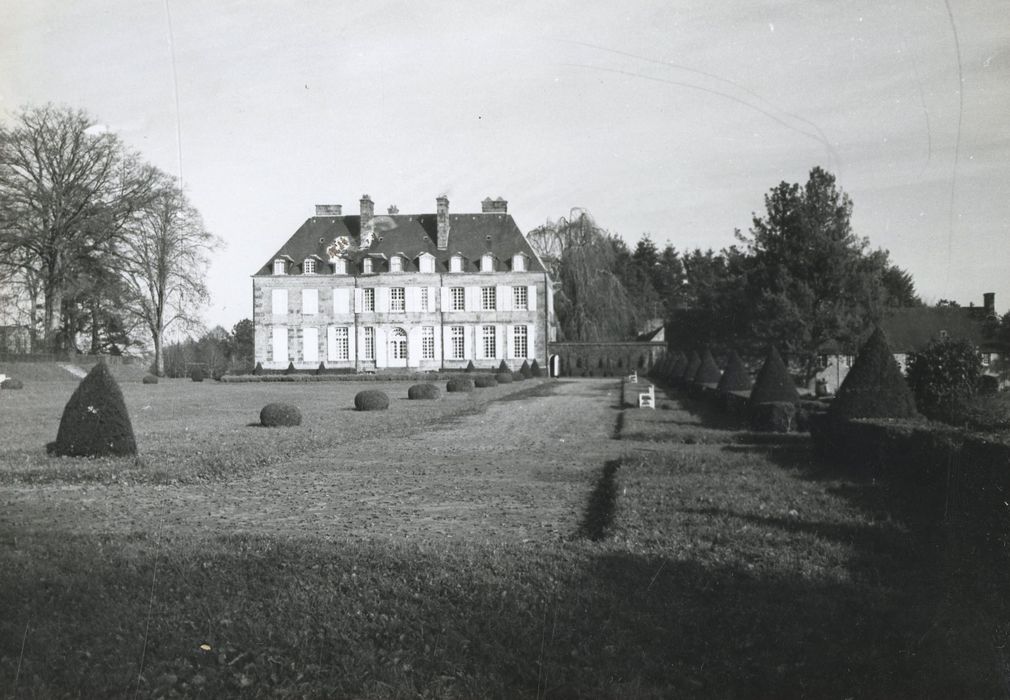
(2, 0), (1009, 331)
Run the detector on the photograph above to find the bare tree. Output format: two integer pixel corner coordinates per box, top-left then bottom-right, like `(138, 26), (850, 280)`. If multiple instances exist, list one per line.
(0, 104), (159, 350)
(119, 175), (221, 375)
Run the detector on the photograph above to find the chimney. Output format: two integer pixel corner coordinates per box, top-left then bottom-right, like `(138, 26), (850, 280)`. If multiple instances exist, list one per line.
(387, 204), (399, 215)
(359, 195), (375, 247)
(436, 195), (450, 250)
(984, 292), (995, 316)
(481, 196), (508, 214)
(315, 204), (343, 216)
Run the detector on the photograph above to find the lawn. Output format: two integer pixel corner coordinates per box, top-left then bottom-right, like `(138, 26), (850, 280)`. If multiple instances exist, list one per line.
(0, 375), (1006, 697)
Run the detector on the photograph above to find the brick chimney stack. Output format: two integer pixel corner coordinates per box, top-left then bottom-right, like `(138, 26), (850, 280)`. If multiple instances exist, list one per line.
(387, 204), (399, 215)
(984, 292), (995, 316)
(436, 196), (450, 250)
(481, 197), (508, 214)
(315, 204), (342, 216)
(359, 195), (375, 248)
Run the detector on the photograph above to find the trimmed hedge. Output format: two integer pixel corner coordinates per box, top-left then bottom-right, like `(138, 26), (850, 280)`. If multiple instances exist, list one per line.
(1, 377), (24, 390)
(716, 351), (752, 393)
(52, 362), (137, 457)
(693, 348), (722, 385)
(828, 327), (917, 421)
(354, 390), (390, 411)
(749, 402), (797, 433)
(260, 402), (302, 427)
(446, 377), (474, 393)
(473, 374), (498, 388)
(142, 374), (159, 385)
(750, 346), (798, 404)
(190, 367), (205, 382)
(495, 372), (514, 384)
(407, 383), (441, 400)
(530, 359), (543, 377)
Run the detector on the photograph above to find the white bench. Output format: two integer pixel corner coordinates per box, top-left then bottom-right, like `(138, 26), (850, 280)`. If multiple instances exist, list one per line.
(638, 384), (655, 409)
(626, 370), (638, 383)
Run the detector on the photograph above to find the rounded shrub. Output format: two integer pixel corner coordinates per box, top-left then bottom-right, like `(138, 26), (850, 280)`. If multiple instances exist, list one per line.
(212, 367), (227, 381)
(260, 402), (302, 427)
(979, 374), (1000, 396)
(519, 360), (532, 379)
(465, 360), (476, 373)
(905, 336), (981, 421)
(749, 346), (799, 404)
(829, 327), (917, 421)
(1, 377), (24, 390)
(52, 362), (137, 457)
(473, 374), (498, 388)
(693, 348), (722, 385)
(190, 367), (205, 382)
(446, 377), (474, 393)
(495, 372), (514, 384)
(354, 390), (390, 411)
(530, 359), (543, 377)
(717, 351), (752, 393)
(408, 383), (441, 400)
(142, 374), (159, 385)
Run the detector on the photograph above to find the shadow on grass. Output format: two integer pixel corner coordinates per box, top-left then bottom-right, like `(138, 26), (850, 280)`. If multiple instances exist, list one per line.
(0, 532), (1001, 698)
(578, 459), (621, 541)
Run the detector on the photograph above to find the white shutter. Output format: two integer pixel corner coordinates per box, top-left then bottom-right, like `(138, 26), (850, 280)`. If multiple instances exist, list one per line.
(302, 289), (318, 315)
(463, 325), (473, 360)
(496, 325), (505, 360)
(354, 288), (364, 313)
(507, 325), (516, 359)
(347, 325), (357, 362)
(303, 327), (319, 362)
(375, 328), (387, 366)
(327, 326), (337, 361)
(405, 287), (419, 313)
(528, 285), (537, 311)
(333, 288), (350, 314)
(527, 323), (535, 359)
(407, 327), (421, 366)
(376, 287), (389, 313)
(442, 326), (452, 360)
(272, 289), (288, 315)
(440, 287), (450, 312)
(463, 286), (475, 312)
(497, 285), (512, 311)
(272, 327), (288, 363)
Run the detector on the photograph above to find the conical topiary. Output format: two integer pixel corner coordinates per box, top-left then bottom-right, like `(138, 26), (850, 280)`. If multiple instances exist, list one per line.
(498, 360), (509, 373)
(716, 351), (752, 393)
(315, 361), (326, 375)
(465, 360), (476, 373)
(749, 346), (799, 404)
(681, 352), (701, 385)
(693, 348), (722, 385)
(519, 360), (532, 378)
(829, 327), (918, 421)
(284, 361), (297, 375)
(52, 361), (137, 457)
(668, 353), (687, 383)
(530, 359), (542, 377)
(253, 362), (264, 376)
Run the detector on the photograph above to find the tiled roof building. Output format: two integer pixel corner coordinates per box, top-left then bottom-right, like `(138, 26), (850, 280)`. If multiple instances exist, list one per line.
(252, 195), (555, 370)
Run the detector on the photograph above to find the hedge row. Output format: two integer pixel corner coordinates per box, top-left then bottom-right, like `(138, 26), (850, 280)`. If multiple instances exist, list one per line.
(222, 372), (476, 384)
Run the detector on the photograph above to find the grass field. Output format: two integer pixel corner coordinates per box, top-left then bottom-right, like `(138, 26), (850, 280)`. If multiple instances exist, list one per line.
(1, 375), (1007, 697)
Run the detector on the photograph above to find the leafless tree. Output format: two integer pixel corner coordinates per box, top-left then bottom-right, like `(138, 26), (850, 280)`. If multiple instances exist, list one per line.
(0, 104), (159, 350)
(119, 175), (221, 375)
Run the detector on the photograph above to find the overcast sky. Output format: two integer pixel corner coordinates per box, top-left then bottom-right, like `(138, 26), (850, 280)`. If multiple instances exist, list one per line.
(3, 0), (1008, 330)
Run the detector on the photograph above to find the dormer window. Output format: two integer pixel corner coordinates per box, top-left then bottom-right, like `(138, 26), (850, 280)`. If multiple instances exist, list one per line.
(273, 259), (286, 275)
(512, 254), (526, 272)
(363, 258), (374, 274)
(390, 255), (403, 273)
(481, 253), (494, 272)
(303, 258), (316, 275)
(450, 255), (463, 273)
(333, 258), (347, 275)
(418, 254), (435, 274)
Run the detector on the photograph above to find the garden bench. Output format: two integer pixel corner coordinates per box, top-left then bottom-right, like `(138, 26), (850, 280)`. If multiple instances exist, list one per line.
(638, 384), (655, 409)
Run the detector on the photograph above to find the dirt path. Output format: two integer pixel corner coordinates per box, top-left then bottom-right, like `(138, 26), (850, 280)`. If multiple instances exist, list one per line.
(3, 380), (629, 543)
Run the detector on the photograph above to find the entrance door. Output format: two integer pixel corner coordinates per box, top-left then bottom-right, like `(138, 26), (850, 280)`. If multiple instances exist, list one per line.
(388, 327), (408, 368)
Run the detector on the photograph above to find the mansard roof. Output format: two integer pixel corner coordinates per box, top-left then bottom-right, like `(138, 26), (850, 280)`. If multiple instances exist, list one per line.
(255, 212), (546, 275)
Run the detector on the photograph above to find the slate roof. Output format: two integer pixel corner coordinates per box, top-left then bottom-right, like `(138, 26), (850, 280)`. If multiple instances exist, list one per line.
(880, 307), (1001, 353)
(255, 212), (546, 276)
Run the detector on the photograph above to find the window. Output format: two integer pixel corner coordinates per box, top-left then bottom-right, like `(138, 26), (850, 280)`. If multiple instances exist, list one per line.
(304, 258), (316, 274)
(513, 325), (528, 358)
(451, 326), (465, 359)
(390, 287), (405, 312)
(451, 287), (465, 311)
(419, 287), (429, 312)
(512, 254), (526, 272)
(271, 289), (288, 315)
(363, 327), (375, 360)
(481, 253), (494, 272)
(422, 326), (435, 359)
(363, 258), (373, 274)
(419, 255), (435, 274)
(390, 327), (407, 360)
(331, 326), (349, 361)
(481, 286), (496, 311)
(273, 259), (286, 275)
(303, 327), (318, 362)
(390, 256), (403, 273)
(333, 258), (347, 275)
(513, 286), (528, 310)
(363, 288), (375, 312)
(482, 325), (496, 359)
(302, 289), (318, 315)
(450, 255), (463, 273)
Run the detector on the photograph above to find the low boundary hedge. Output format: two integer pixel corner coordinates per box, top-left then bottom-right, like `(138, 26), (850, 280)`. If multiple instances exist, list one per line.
(810, 415), (1010, 549)
(222, 372), (471, 384)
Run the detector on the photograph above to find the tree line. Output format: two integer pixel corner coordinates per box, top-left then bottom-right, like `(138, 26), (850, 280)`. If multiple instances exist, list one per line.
(530, 167), (921, 381)
(0, 104), (221, 374)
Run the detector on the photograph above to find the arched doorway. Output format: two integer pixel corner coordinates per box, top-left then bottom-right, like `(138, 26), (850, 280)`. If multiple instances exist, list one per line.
(388, 327), (408, 368)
